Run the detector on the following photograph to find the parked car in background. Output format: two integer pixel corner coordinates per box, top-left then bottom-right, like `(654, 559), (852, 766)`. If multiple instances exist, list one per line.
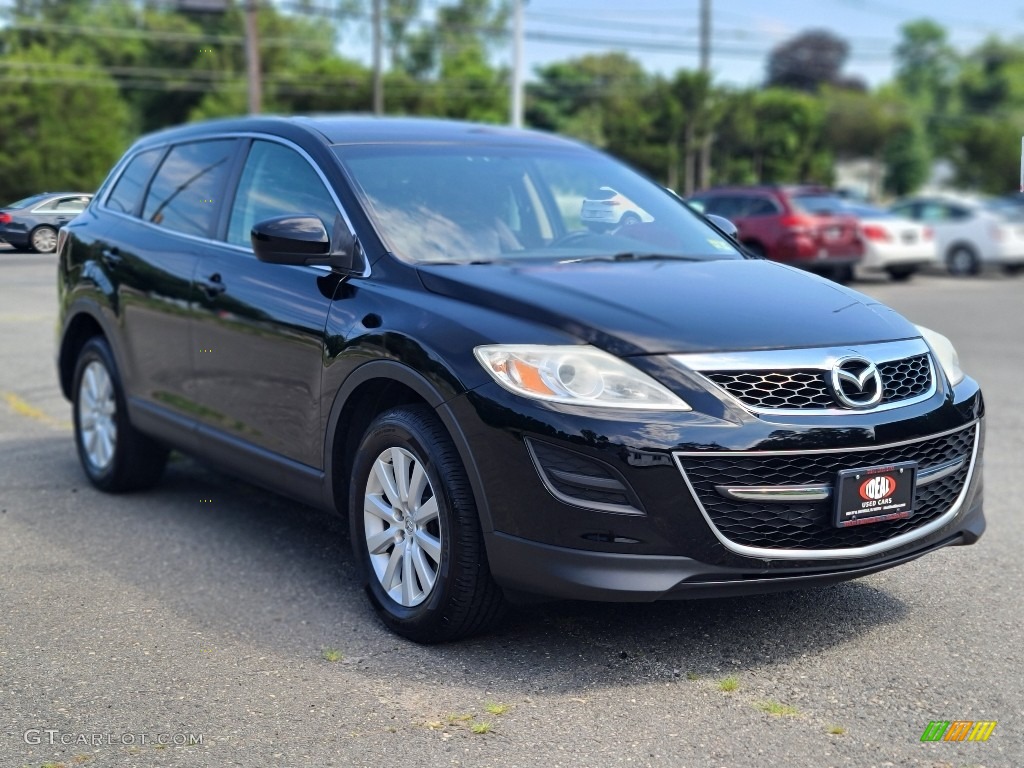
(0, 192), (93, 253)
(807, 201), (938, 282)
(580, 186), (654, 229)
(688, 185), (863, 281)
(889, 195), (1024, 276)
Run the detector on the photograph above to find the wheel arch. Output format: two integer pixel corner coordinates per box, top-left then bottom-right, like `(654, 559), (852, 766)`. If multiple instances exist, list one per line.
(323, 359), (494, 534)
(58, 307), (110, 400)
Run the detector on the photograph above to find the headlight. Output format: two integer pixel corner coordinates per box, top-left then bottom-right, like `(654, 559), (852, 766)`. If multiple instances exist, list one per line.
(473, 344), (691, 410)
(916, 325), (965, 386)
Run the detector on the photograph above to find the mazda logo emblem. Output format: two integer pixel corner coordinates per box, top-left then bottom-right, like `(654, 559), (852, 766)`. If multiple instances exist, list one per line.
(830, 357), (883, 409)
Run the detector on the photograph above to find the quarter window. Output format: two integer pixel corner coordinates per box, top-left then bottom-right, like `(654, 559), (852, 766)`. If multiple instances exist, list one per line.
(106, 149), (163, 216)
(227, 140), (340, 248)
(143, 140), (236, 237)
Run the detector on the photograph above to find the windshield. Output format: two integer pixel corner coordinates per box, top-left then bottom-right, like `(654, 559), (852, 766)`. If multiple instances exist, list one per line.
(4, 193), (50, 210)
(983, 198), (1024, 221)
(790, 195), (848, 216)
(333, 143), (744, 264)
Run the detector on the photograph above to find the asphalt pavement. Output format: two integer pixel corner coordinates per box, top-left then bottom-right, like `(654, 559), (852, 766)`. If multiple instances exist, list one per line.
(1, 249), (1021, 768)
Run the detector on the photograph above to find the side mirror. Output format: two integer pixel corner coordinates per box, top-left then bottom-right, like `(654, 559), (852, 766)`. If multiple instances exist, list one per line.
(705, 213), (739, 239)
(251, 214), (364, 274)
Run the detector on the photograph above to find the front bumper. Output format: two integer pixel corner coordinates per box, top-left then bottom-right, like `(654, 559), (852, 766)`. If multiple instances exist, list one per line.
(446, 370), (985, 602)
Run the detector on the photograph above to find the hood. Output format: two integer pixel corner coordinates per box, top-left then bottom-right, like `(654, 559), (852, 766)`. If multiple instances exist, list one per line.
(417, 258), (919, 356)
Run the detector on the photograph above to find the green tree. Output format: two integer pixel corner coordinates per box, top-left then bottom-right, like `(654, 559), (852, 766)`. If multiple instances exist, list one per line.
(881, 116), (930, 195)
(0, 45), (131, 201)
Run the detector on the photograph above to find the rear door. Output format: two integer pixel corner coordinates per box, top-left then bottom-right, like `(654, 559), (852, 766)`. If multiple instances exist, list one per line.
(187, 137), (343, 470)
(98, 139), (239, 431)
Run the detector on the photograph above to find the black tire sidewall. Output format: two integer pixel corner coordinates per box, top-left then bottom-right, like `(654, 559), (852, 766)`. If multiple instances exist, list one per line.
(350, 412), (462, 634)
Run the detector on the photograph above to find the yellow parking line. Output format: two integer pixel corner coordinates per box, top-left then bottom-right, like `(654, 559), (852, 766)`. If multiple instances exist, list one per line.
(2, 392), (71, 429)
(0, 314), (52, 323)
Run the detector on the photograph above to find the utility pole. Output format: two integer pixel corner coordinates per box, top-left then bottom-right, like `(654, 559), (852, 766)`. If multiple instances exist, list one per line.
(698, 0), (712, 191)
(699, 0), (710, 74)
(510, 0), (524, 128)
(372, 0), (383, 114)
(244, 0), (261, 114)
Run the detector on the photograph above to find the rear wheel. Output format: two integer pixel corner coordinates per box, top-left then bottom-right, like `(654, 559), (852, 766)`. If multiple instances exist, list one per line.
(350, 405), (504, 643)
(72, 337), (168, 492)
(886, 266), (917, 282)
(946, 246), (979, 276)
(30, 225), (58, 253)
(1003, 264), (1023, 276)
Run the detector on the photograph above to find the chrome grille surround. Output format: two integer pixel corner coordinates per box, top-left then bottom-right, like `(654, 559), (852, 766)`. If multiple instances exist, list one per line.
(673, 338), (936, 415)
(672, 421), (979, 561)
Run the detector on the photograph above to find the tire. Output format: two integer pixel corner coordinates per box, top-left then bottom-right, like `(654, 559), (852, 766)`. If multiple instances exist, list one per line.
(1003, 264), (1024, 276)
(946, 246), (979, 276)
(829, 264), (854, 284)
(743, 241), (766, 259)
(886, 266), (916, 282)
(30, 225), (58, 254)
(619, 212), (641, 227)
(72, 337), (168, 492)
(349, 405), (505, 643)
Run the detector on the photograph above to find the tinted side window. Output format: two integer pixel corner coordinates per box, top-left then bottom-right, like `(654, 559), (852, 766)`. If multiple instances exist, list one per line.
(698, 196), (739, 218)
(227, 140), (339, 248)
(143, 140), (236, 237)
(107, 149), (163, 216)
(744, 196), (779, 216)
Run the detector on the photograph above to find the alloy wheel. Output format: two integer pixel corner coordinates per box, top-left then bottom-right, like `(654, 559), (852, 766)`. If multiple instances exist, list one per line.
(363, 447), (443, 607)
(77, 360), (118, 471)
(31, 226), (57, 253)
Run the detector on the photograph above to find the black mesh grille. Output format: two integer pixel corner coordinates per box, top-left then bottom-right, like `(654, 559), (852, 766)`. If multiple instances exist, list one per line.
(677, 426), (975, 551)
(704, 370), (833, 409)
(879, 354), (932, 403)
(703, 353), (933, 410)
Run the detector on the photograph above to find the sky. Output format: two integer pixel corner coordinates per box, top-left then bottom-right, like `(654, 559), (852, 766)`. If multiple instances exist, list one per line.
(511, 0), (1024, 87)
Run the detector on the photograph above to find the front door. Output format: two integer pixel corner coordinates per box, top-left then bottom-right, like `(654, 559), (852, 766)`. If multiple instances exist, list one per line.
(187, 138), (345, 470)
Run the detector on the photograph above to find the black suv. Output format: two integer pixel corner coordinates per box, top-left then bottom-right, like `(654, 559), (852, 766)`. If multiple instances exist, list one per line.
(58, 117), (985, 642)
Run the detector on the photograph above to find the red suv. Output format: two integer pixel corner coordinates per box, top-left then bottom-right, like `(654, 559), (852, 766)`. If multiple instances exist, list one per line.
(690, 186), (863, 280)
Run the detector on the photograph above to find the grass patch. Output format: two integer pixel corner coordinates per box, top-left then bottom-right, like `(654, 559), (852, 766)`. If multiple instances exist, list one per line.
(447, 713), (474, 723)
(470, 721), (493, 734)
(755, 700), (799, 716)
(484, 702), (510, 716)
(686, 671), (700, 681)
(717, 676), (740, 692)
(321, 648), (343, 663)
(827, 725), (846, 735)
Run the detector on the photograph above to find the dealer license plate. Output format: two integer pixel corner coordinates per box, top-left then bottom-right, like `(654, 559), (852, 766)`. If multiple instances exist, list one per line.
(833, 461), (917, 528)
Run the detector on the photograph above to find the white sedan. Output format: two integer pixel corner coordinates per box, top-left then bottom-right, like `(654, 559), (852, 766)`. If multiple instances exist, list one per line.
(889, 196), (1024, 276)
(843, 203), (939, 281)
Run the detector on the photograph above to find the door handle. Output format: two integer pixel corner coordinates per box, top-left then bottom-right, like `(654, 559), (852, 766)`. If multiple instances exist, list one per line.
(199, 272), (226, 298)
(101, 247), (123, 265)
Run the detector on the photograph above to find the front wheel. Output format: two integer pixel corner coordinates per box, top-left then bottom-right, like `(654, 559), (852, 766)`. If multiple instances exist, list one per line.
(350, 405), (504, 643)
(72, 337), (168, 492)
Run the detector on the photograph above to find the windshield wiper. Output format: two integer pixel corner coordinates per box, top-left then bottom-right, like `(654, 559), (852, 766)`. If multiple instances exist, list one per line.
(558, 252), (701, 264)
